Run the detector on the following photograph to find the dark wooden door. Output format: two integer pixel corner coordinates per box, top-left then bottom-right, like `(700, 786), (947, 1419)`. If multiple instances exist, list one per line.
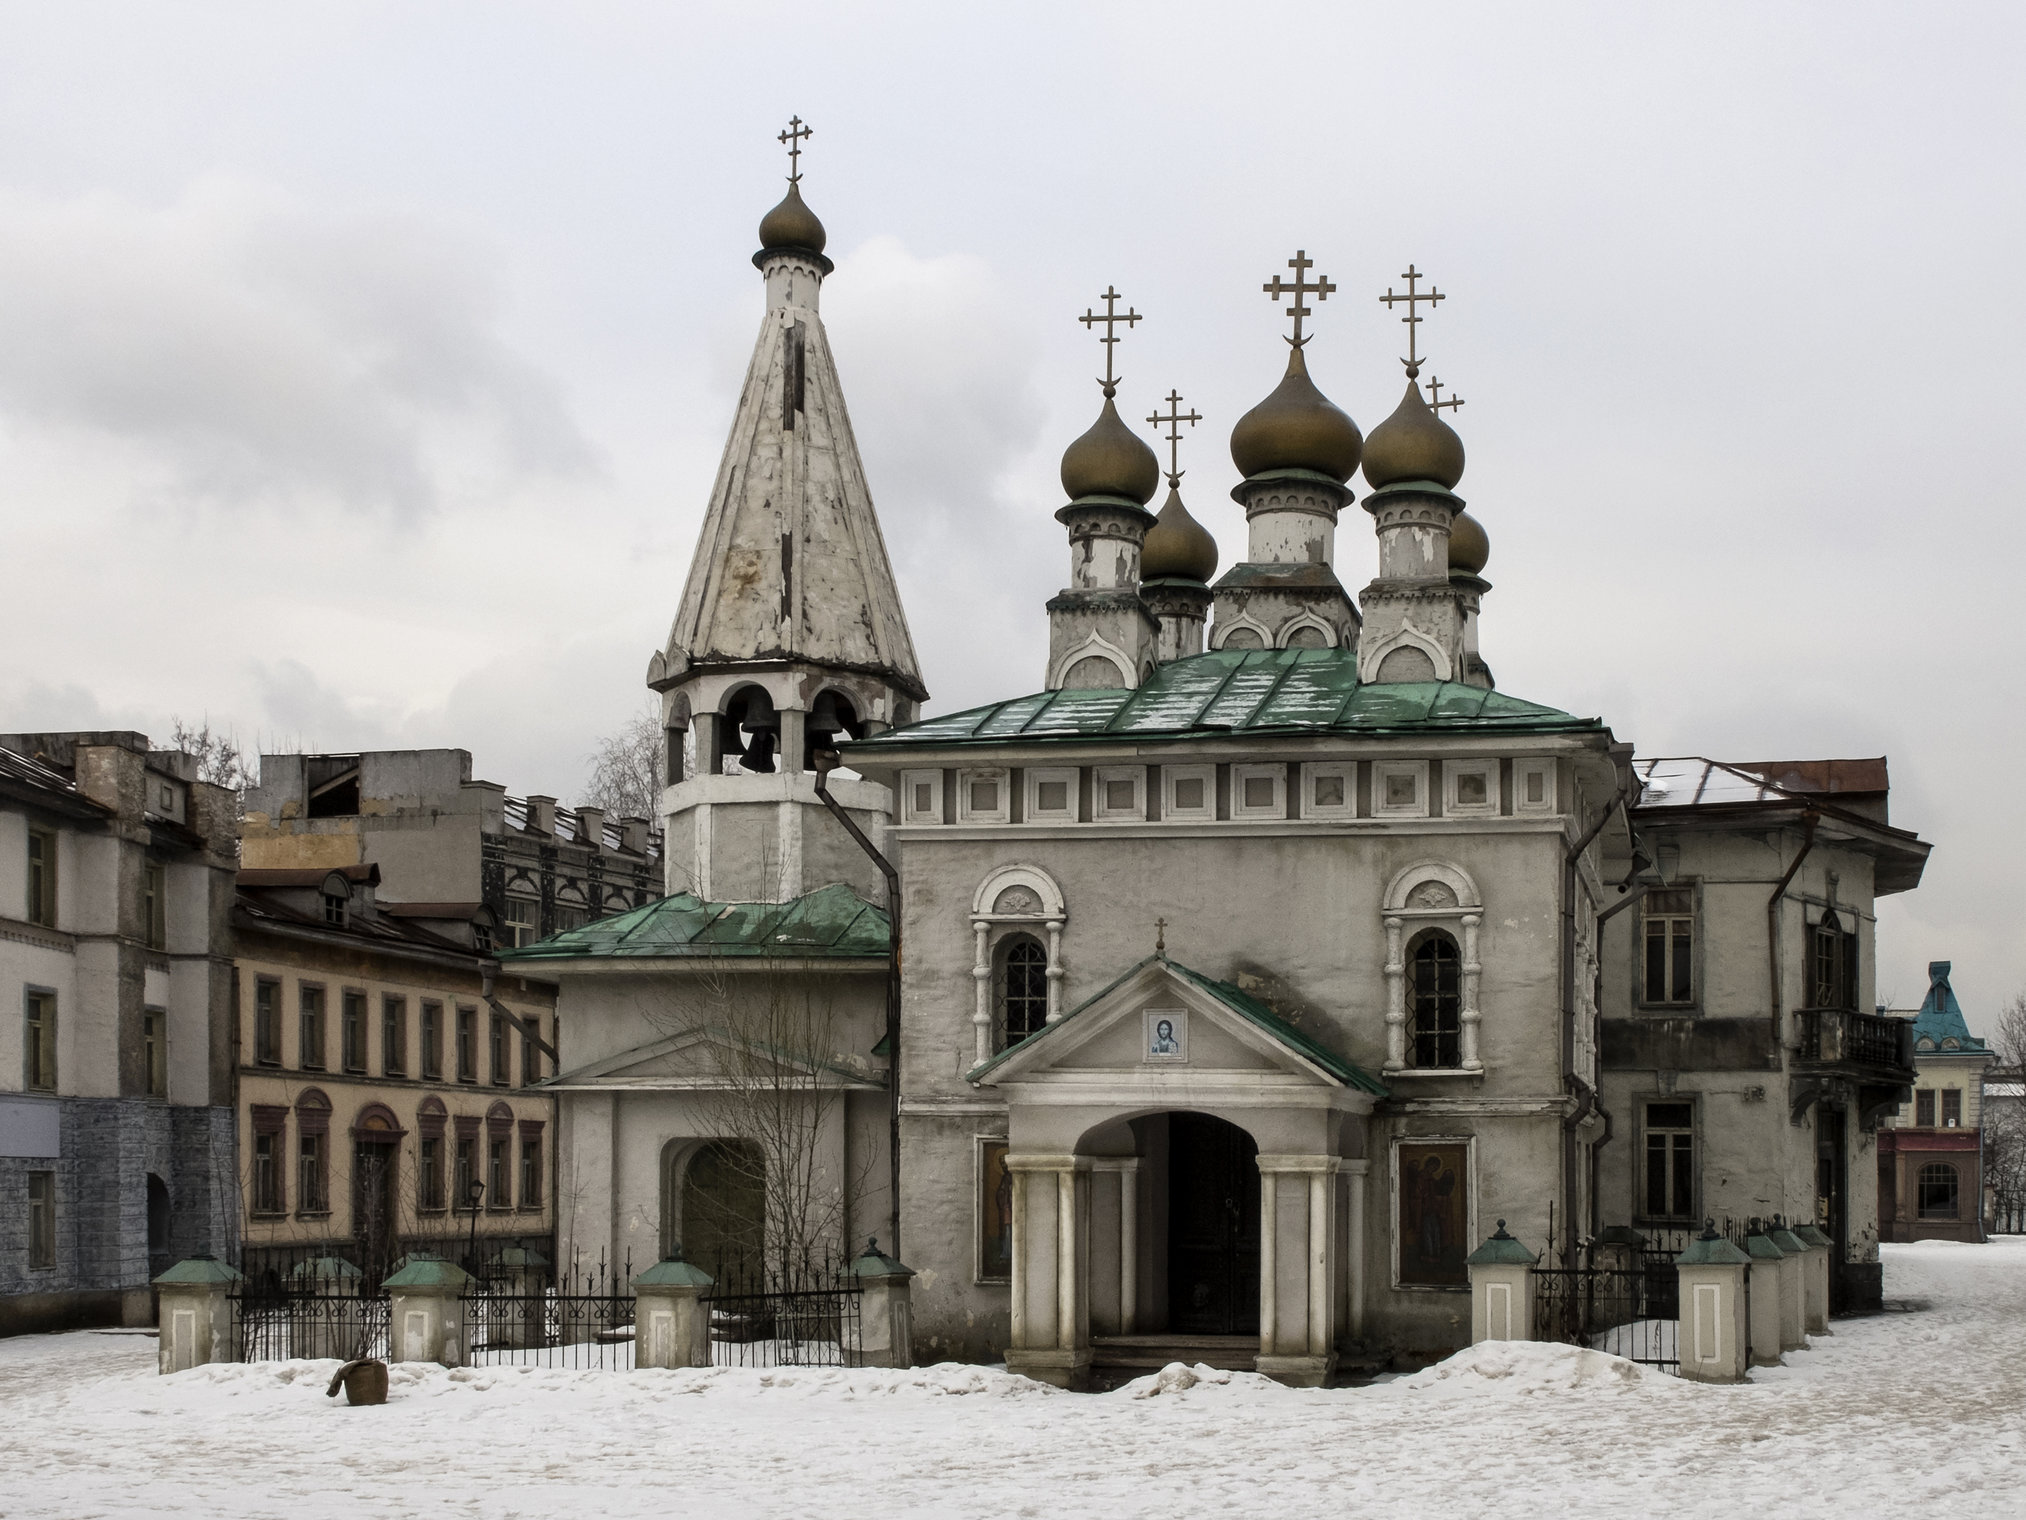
(353, 1141), (398, 1275)
(1167, 1113), (1260, 1335)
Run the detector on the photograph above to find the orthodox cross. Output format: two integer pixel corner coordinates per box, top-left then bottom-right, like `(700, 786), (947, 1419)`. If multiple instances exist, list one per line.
(1154, 917), (1169, 956)
(1147, 390), (1202, 485)
(778, 116), (813, 183)
(1079, 286), (1141, 392)
(1262, 250), (1336, 348)
(1426, 377), (1465, 414)
(1379, 264), (1444, 377)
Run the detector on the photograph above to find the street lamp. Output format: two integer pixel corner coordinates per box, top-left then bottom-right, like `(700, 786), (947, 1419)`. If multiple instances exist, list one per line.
(466, 1178), (485, 1274)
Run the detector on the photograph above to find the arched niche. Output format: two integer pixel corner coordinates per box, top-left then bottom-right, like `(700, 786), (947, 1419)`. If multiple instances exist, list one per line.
(1380, 861), (1484, 1075)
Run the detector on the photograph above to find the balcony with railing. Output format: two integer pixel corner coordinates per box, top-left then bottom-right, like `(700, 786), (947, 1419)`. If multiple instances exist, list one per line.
(1794, 1006), (1917, 1081)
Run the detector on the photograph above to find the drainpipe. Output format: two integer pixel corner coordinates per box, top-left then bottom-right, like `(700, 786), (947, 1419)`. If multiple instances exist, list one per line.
(1767, 811), (1821, 1050)
(812, 749), (903, 1261)
(1561, 773), (1634, 1262)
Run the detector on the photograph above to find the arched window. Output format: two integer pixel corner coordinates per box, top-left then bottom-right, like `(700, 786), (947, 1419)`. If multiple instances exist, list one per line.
(1917, 1162), (1960, 1220)
(999, 935), (1049, 1048)
(1409, 933), (1461, 1069)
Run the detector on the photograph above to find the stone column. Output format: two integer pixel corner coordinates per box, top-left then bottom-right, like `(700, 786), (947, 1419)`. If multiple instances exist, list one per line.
(632, 1251), (713, 1369)
(1466, 1222), (1538, 1343)
(847, 1237), (917, 1369)
(1769, 1221), (1811, 1351)
(1743, 1228), (1786, 1368)
(1089, 1157), (1140, 1335)
(1255, 1155), (1338, 1387)
(1342, 1159), (1370, 1343)
(1459, 912), (1484, 1070)
(383, 1255), (473, 1367)
(971, 919), (992, 1064)
(1003, 1154), (1090, 1388)
(1382, 915), (1407, 1072)
(154, 1256), (243, 1375)
(1792, 1222), (1834, 1334)
(1674, 1226), (1751, 1384)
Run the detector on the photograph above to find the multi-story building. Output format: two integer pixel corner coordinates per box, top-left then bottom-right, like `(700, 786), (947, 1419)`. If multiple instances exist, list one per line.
(1876, 961), (1994, 1243)
(233, 863), (557, 1278)
(1, 732), (238, 1335)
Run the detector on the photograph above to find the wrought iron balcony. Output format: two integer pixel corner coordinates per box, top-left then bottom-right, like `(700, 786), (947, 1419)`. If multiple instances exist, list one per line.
(1794, 1006), (1916, 1080)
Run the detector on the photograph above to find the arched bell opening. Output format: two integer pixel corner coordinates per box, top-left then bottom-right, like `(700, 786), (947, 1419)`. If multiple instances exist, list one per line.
(802, 689), (864, 771)
(720, 685), (780, 775)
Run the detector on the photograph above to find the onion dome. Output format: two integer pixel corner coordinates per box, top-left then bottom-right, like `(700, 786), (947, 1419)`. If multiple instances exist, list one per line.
(1229, 347), (1363, 483)
(758, 181), (827, 256)
(1060, 388), (1160, 505)
(1362, 378), (1465, 491)
(1141, 486), (1219, 582)
(1448, 509), (1489, 577)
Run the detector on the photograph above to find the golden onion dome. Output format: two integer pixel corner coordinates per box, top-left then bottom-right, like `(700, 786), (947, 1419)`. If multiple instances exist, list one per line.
(1447, 508), (1489, 577)
(758, 181), (827, 255)
(1141, 486), (1220, 583)
(1060, 388), (1161, 505)
(1362, 378), (1465, 491)
(1229, 346), (1363, 483)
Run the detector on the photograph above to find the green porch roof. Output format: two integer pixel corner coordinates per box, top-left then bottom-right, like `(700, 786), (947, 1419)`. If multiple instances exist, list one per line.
(856, 647), (1600, 753)
(967, 952), (1387, 1095)
(497, 881), (890, 963)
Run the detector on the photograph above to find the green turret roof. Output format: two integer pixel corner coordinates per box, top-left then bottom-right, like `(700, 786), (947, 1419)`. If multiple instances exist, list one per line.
(1910, 961), (1988, 1053)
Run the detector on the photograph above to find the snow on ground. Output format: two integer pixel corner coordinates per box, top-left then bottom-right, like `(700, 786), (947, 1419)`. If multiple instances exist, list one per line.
(4, 1240), (2025, 1519)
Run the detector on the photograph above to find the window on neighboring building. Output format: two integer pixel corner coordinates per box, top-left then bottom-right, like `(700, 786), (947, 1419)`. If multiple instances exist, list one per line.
(490, 1014), (511, 1087)
(419, 1136), (445, 1211)
(383, 997), (407, 1077)
(1409, 933), (1462, 1069)
(1642, 888), (1694, 1005)
(26, 827), (57, 927)
(142, 1008), (166, 1097)
(997, 935), (1048, 1049)
(421, 1001), (444, 1080)
(455, 1136), (477, 1207)
(342, 991), (367, 1074)
(504, 898), (537, 949)
(143, 862), (167, 950)
(1917, 1162), (1960, 1220)
(1809, 918), (1859, 1010)
(554, 905), (586, 934)
(299, 985), (326, 1071)
(28, 1172), (56, 1270)
(1915, 1088), (1937, 1127)
(24, 990), (56, 1091)
(298, 1133), (327, 1213)
(1942, 1088), (1962, 1128)
(1643, 1102), (1696, 1219)
(456, 1007), (477, 1083)
(488, 1137), (510, 1209)
(520, 1018), (541, 1086)
(519, 1135), (543, 1208)
(254, 979), (281, 1065)
(322, 888), (348, 928)
(252, 1133), (283, 1214)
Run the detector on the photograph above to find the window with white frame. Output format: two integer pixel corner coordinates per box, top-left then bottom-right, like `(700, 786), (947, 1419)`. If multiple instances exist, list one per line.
(1444, 760), (1499, 817)
(901, 769), (943, 825)
(1513, 759), (1557, 815)
(1024, 767), (1079, 823)
(1093, 766), (1144, 822)
(1231, 764), (1285, 820)
(1373, 761), (1429, 818)
(1301, 761), (1355, 819)
(1164, 764), (1216, 822)
(958, 769), (1010, 824)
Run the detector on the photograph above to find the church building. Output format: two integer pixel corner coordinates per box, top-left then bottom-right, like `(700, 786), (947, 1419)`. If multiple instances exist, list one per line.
(509, 132), (1929, 1384)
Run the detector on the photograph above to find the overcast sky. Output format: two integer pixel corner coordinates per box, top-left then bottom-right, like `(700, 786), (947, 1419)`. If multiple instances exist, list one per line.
(2, 4), (2021, 1031)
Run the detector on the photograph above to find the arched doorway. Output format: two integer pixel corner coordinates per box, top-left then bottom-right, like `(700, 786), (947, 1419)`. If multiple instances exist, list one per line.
(1166, 1113), (1260, 1336)
(146, 1174), (172, 1280)
(351, 1104), (404, 1274)
(681, 1140), (765, 1283)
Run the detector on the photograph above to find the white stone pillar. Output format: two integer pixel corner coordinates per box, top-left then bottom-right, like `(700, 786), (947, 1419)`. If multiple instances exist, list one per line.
(1769, 1223), (1810, 1351)
(1459, 912), (1484, 1071)
(1793, 1223), (1833, 1334)
(1258, 1169), (1278, 1356)
(154, 1257), (243, 1375)
(1466, 1222), (1538, 1343)
(1744, 1230), (1786, 1367)
(1343, 1158), (1369, 1343)
(1008, 1167), (1029, 1350)
(1675, 1229), (1751, 1384)
(1004, 1154), (1090, 1389)
(1045, 920), (1065, 1023)
(632, 1254), (714, 1370)
(1255, 1155), (1338, 1387)
(971, 920), (992, 1064)
(1383, 915), (1407, 1072)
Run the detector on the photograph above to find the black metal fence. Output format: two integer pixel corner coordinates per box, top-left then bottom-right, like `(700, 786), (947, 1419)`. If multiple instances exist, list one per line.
(701, 1256), (863, 1368)
(238, 1231), (557, 1296)
(1533, 1264), (1680, 1373)
(234, 1277), (389, 1363)
(465, 1253), (636, 1370)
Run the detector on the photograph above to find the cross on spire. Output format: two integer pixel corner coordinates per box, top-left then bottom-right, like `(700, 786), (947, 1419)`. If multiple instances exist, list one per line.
(1262, 250), (1336, 348)
(1155, 917), (1169, 956)
(778, 115), (813, 183)
(1146, 390), (1202, 486)
(1379, 264), (1445, 377)
(1078, 286), (1142, 393)
(1426, 377), (1465, 415)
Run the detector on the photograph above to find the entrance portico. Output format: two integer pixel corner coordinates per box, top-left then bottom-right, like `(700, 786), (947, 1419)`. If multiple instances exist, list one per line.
(969, 955), (1386, 1387)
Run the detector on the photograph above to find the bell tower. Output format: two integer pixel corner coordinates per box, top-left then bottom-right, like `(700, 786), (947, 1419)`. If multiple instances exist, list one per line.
(646, 121), (926, 902)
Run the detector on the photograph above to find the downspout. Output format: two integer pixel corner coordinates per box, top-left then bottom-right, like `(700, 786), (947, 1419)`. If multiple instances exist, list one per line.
(1767, 811), (1820, 1050)
(812, 750), (904, 1260)
(1561, 775), (1633, 1261)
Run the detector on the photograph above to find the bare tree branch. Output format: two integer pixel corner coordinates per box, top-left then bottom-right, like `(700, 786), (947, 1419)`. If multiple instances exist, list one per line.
(168, 716), (256, 791)
(582, 702), (661, 821)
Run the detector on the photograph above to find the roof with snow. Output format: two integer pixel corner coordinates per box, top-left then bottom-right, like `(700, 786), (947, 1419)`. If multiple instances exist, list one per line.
(1634, 756), (1889, 809)
(858, 648), (1600, 752)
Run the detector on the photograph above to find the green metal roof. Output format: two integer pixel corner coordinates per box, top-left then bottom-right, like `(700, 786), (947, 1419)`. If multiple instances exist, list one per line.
(1466, 1222), (1540, 1267)
(1676, 1230), (1751, 1267)
(857, 648), (1600, 753)
(497, 882), (890, 963)
(634, 1252), (714, 1289)
(381, 1254), (473, 1290)
(153, 1255), (244, 1286)
(966, 952), (1387, 1095)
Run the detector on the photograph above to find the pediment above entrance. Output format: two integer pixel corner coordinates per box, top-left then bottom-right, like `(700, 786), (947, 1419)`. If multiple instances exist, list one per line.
(544, 1026), (885, 1093)
(968, 955), (1386, 1097)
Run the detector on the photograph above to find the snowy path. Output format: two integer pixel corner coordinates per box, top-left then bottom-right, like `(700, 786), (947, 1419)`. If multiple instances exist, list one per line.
(3, 1240), (2023, 1519)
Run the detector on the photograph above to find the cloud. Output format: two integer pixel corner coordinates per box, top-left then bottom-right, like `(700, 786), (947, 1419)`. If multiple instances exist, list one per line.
(0, 179), (594, 516)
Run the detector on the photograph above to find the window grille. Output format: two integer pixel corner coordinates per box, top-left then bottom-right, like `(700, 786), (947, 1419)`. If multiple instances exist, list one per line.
(1642, 888), (1694, 1004)
(998, 936), (1048, 1048)
(1917, 1162), (1959, 1220)
(1409, 934), (1461, 1068)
